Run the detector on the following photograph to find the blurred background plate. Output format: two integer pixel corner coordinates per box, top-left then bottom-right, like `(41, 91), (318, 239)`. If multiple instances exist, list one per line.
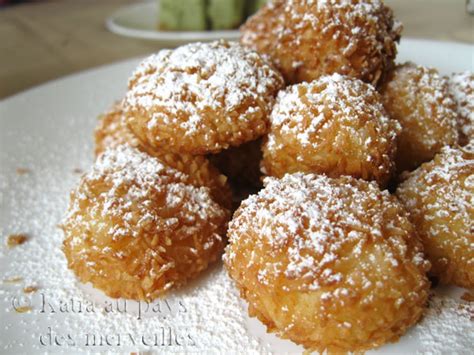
(106, 0), (240, 44)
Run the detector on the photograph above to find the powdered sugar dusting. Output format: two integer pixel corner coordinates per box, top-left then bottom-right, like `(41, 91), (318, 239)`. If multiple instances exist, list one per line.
(270, 0), (400, 53)
(64, 145), (226, 242)
(268, 73), (398, 149)
(449, 71), (474, 143)
(241, 0), (402, 84)
(396, 145), (474, 284)
(414, 291), (474, 354)
(262, 73), (399, 185)
(383, 63), (459, 151)
(397, 145), (473, 241)
(226, 173), (427, 294)
(124, 40), (283, 135)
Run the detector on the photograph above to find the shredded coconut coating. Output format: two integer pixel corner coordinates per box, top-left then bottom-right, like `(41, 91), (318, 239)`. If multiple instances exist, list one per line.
(94, 100), (142, 156)
(123, 40), (284, 154)
(261, 74), (400, 187)
(62, 145), (230, 300)
(396, 145), (474, 289)
(94, 101), (232, 209)
(225, 173), (430, 353)
(381, 62), (459, 173)
(240, 0), (402, 85)
(449, 71), (474, 146)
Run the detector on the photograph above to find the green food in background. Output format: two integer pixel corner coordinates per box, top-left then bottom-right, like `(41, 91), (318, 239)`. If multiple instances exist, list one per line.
(208, 0), (245, 30)
(158, 0), (269, 31)
(245, 0), (268, 17)
(158, 0), (207, 31)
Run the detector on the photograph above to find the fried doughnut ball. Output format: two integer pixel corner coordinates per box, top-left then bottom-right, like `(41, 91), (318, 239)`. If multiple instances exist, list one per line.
(94, 101), (232, 210)
(62, 145), (230, 300)
(123, 40), (284, 155)
(396, 145), (474, 289)
(225, 173), (430, 353)
(261, 74), (400, 187)
(240, 0), (402, 85)
(381, 63), (459, 173)
(449, 71), (474, 146)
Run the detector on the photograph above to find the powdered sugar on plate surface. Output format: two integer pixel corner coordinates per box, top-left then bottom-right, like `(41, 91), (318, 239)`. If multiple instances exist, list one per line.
(413, 288), (474, 355)
(0, 47), (473, 354)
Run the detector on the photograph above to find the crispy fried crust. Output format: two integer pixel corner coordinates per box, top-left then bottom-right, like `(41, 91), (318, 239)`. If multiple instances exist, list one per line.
(448, 71), (474, 146)
(62, 145), (230, 300)
(225, 173), (430, 353)
(241, 0), (402, 85)
(123, 40), (284, 154)
(94, 101), (232, 210)
(261, 74), (400, 187)
(381, 63), (459, 173)
(94, 100), (142, 156)
(397, 145), (474, 289)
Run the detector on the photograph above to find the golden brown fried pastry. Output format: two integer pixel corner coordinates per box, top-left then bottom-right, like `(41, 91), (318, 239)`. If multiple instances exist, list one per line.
(261, 74), (400, 187)
(94, 100), (141, 156)
(381, 63), (459, 173)
(397, 145), (474, 289)
(208, 138), (263, 188)
(123, 40), (284, 155)
(225, 173), (430, 353)
(62, 145), (230, 300)
(241, 0), (402, 85)
(94, 101), (232, 210)
(449, 71), (474, 146)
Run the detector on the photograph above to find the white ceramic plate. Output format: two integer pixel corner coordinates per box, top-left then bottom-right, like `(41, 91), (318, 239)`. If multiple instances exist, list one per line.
(0, 39), (473, 354)
(106, 0), (240, 44)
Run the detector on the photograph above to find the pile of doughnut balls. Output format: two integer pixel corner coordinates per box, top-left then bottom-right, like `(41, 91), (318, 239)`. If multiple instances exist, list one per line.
(62, 0), (473, 353)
